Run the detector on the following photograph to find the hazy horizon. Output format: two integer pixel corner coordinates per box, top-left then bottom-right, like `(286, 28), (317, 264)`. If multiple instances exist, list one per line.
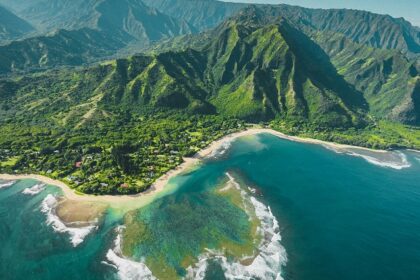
(220, 0), (420, 27)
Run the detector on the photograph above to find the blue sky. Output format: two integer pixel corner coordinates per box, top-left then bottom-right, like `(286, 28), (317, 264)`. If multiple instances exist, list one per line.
(221, 0), (420, 27)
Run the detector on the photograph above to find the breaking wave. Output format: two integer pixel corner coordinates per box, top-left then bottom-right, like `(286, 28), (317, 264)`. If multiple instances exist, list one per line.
(186, 173), (287, 280)
(22, 183), (46, 195)
(104, 226), (156, 280)
(209, 140), (232, 158)
(324, 146), (411, 170)
(0, 180), (16, 189)
(41, 194), (96, 247)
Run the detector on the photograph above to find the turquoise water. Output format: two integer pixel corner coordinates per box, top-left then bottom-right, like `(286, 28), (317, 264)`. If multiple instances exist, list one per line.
(1, 133), (420, 279)
(0, 180), (122, 280)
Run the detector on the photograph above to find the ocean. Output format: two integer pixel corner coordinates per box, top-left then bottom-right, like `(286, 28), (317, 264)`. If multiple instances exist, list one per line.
(1, 133), (420, 280)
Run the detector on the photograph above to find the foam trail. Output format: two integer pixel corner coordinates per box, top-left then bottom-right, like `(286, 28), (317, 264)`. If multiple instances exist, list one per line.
(0, 180), (16, 189)
(349, 151), (410, 170)
(41, 194), (96, 247)
(186, 173), (287, 280)
(104, 226), (156, 280)
(324, 146), (411, 170)
(22, 183), (46, 195)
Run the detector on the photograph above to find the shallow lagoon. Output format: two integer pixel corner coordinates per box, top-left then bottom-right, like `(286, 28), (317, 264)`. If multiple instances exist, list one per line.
(1, 133), (420, 279)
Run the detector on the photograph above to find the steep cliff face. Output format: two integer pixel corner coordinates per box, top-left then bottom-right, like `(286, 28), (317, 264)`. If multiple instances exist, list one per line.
(145, 1), (420, 57)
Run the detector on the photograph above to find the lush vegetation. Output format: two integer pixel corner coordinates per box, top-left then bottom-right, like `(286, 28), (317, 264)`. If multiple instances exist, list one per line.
(0, 4), (419, 195)
(271, 120), (420, 150)
(0, 0), (193, 74)
(0, 112), (243, 194)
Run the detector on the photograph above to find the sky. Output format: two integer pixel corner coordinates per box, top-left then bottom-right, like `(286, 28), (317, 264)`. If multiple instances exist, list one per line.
(221, 0), (420, 27)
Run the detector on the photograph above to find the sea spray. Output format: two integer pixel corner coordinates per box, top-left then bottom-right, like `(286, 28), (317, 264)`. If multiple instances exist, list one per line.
(41, 194), (96, 247)
(186, 173), (287, 280)
(0, 180), (16, 189)
(323, 145), (411, 170)
(104, 226), (156, 280)
(209, 140), (232, 158)
(22, 183), (46, 195)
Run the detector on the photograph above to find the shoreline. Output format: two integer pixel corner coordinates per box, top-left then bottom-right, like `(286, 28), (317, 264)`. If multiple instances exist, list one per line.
(0, 128), (399, 206)
(195, 128), (391, 157)
(0, 157), (199, 208)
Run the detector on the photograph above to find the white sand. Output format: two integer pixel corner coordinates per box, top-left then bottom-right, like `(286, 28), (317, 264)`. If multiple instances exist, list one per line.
(0, 128), (390, 207)
(0, 158), (197, 209)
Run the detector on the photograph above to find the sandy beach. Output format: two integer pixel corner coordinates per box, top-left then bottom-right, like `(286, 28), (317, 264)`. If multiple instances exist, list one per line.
(0, 128), (389, 207)
(195, 128), (388, 158)
(0, 157), (198, 209)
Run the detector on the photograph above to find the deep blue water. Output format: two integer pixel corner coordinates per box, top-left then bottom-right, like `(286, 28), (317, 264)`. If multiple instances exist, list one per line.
(228, 134), (420, 280)
(1, 133), (420, 279)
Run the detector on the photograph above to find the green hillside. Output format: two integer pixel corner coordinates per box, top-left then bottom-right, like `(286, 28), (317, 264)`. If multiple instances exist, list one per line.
(147, 1), (420, 57)
(0, 5), (419, 195)
(0, 0), (194, 74)
(154, 7), (420, 126)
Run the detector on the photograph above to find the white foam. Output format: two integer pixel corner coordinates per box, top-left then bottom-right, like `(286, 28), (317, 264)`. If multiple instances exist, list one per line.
(22, 183), (46, 195)
(40, 194), (96, 247)
(0, 180), (16, 189)
(324, 145), (411, 170)
(186, 173), (287, 280)
(209, 140), (232, 158)
(105, 226), (156, 280)
(347, 151), (410, 170)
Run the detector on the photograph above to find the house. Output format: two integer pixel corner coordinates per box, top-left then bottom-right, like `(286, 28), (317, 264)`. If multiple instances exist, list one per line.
(75, 161), (82, 168)
(100, 183), (109, 187)
(120, 183), (129, 188)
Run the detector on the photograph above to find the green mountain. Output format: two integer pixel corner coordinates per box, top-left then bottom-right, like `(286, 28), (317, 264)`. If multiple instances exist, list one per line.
(0, 0), (194, 74)
(1, 4), (418, 126)
(1, 0), (419, 76)
(0, 2), (419, 194)
(232, 6), (420, 125)
(313, 30), (420, 125)
(251, 5), (420, 56)
(153, 6), (420, 126)
(0, 28), (125, 74)
(146, 0), (420, 57)
(15, 0), (195, 39)
(0, 5), (34, 42)
(0, 17), (368, 129)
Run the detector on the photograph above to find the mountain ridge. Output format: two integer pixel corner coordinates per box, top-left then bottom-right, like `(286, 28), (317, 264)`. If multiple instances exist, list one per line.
(0, 17), (369, 129)
(0, 0), (195, 74)
(0, 5), (34, 42)
(0, 0), (419, 76)
(145, 0), (420, 57)
(1, 2), (420, 194)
